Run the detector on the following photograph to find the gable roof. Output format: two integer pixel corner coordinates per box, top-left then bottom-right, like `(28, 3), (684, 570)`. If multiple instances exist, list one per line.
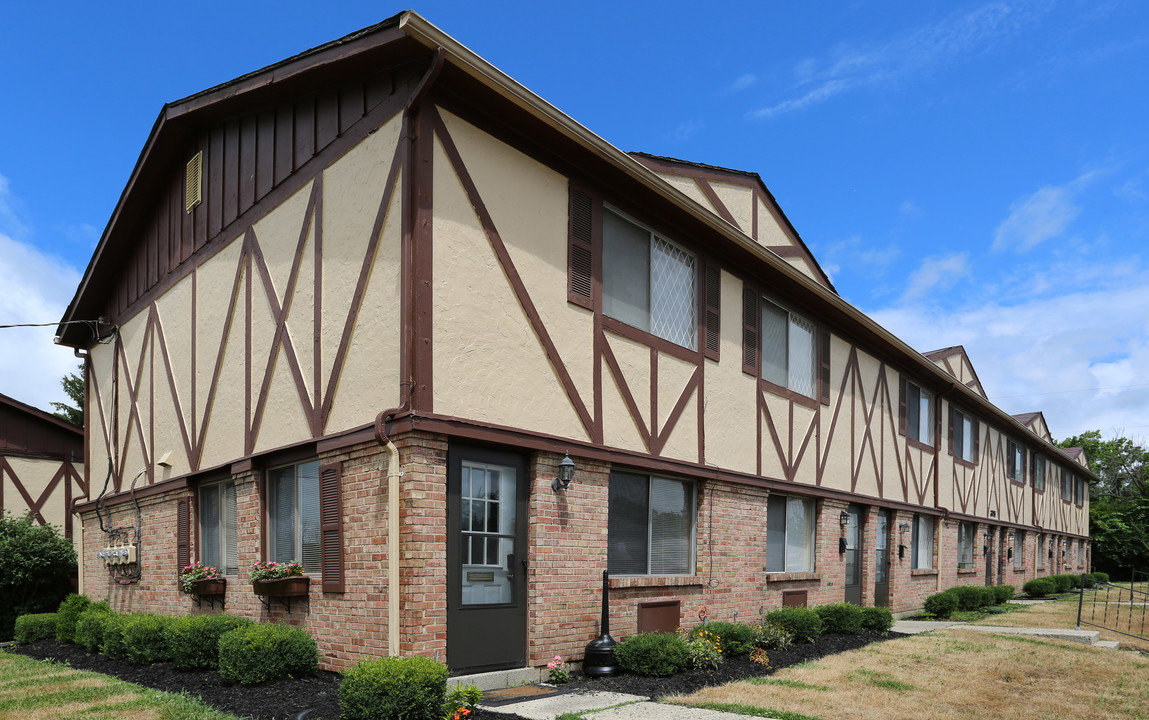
(923, 345), (987, 399)
(0, 392), (83, 458)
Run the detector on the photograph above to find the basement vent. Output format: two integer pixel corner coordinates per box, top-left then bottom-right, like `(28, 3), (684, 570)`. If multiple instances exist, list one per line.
(185, 151), (203, 212)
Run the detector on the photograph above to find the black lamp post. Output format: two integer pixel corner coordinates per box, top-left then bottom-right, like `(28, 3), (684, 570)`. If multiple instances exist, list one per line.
(583, 570), (618, 676)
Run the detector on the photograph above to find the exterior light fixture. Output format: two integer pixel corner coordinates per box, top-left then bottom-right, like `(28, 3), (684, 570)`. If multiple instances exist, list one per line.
(897, 523), (910, 560)
(989, 510), (996, 517)
(839, 511), (850, 526)
(551, 453), (576, 492)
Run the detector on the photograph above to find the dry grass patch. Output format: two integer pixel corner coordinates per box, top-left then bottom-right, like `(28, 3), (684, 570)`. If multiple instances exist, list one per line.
(973, 593), (1149, 652)
(668, 628), (1149, 720)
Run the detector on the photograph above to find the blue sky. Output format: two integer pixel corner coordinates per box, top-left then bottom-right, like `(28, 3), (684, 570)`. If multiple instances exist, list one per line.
(1, 0), (1147, 443)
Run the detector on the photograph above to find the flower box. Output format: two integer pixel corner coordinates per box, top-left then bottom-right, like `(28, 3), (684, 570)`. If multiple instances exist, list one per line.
(186, 578), (227, 596)
(252, 576), (311, 597)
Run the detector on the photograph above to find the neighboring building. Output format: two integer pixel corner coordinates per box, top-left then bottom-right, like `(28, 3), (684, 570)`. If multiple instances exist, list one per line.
(0, 392), (85, 554)
(57, 12), (1094, 674)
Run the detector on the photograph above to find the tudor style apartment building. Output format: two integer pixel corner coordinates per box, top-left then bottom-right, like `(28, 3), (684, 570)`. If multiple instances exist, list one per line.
(58, 12), (1093, 674)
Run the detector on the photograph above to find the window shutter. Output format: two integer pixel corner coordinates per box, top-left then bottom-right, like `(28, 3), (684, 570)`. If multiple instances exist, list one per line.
(898, 377), (908, 435)
(319, 462), (345, 593)
(972, 419), (980, 462)
(741, 285), (759, 375)
(947, 405), (955, 456)
(568, 186), (594, 309)
(176, 498), (190, 573)
(818, 330), (831, 405)
(703, 263), (721, 361)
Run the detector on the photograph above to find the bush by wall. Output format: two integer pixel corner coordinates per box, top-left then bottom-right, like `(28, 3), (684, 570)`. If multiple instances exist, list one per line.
(165, 614), (253, 670)
(100, 613), (131, 659)
(54, 593), (90, 642)
(763, 608), (823, 643)
(1051, 574), (1077, 593)
(1023, 578), (1055, 598)
(613, 632), (690, 677)
(860, 606), (894, 632)
(992, 585), (1015, 604)
(1090, 571), (1110, 584)
(814, 603), (864, 634)
(339, 655), (449, 720)
(14, 613), (57, 643)
(218, 622), (318, 685)
(74, 603), (112, 652)
(0, 511), (77, 641)
(753, 622), (794, 650)
(949, 585), (991, 611)
(122, 614), (175, 665)
(697, 621), (756, 656)
(924, 590), (959, 618)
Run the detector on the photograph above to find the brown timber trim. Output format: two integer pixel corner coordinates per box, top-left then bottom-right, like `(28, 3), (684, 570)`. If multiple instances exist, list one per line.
(653, 367), (701, 456)
(601, 316), (701, 364)
(767, 246), (805, 258)
(600, 340), (652, 451)
(759, 379), (819, 410)
(694, 178), (739, 229)
(411, 105), (435, 412)
(906, 438), (934, 453)
(75, 476), (190, 513)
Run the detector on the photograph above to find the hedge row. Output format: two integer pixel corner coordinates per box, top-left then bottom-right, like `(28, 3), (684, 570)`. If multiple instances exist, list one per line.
(1024, 572), (1109, 598)
(924, 584), (1014, 618)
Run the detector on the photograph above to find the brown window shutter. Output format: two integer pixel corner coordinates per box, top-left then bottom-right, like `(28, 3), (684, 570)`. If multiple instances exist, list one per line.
(818, 330), (831, 405)
(177, 498), (190, 572)
(947, 405), (955, 456)
(972, 419), (980, 463)
(898, 378), (908, 434)
(741, 285), (759, 375)
(319, 462), (345, 593)
(568, 186), (594, 309)
(703, 263), (721, 361)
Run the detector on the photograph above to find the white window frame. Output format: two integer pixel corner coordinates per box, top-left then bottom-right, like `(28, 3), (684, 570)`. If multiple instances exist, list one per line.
(607, 471), (696, 576)
(761, 298), (817, 398)
(198, 480), (238, 575)
(766, 495), (817, 573)
(911, 514), (934, 570)
(602, 206), (698, 350)
(266, 459), (321, 573)
(905, 379), (934, 445)
(957, 521), (975, 569)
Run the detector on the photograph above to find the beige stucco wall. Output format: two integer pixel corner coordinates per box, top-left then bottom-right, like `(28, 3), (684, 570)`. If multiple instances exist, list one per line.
(86, 112), (405, 482)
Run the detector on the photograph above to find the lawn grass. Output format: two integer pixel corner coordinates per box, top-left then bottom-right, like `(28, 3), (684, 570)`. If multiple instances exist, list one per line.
(666, 627), (1149, 720)
(970, 591), (1149, 652)
(0, 652), (244, 720)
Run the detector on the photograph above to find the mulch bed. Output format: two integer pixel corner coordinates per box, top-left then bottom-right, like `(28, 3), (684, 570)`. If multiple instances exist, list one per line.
(5, 629), (904, 719)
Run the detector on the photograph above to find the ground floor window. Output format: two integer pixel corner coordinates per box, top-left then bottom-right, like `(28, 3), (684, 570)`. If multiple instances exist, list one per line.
(199, 480), (237, 574)
(957, 522), (974, 569)
(912, 514), (934, 569)
(766, 495), (816, 573)
(1013, 531), (1024, 568)
(267, 460), (321, 571)
(607, 471), (695, 575)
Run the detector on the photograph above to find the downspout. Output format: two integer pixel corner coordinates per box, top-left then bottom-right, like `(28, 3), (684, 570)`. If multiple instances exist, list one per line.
(375, 409), (405, 657)
(934, 384), (954, 593)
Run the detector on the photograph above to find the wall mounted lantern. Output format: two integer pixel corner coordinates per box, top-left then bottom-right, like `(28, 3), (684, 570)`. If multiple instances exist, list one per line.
(989, 510), (996, 517)
(551, 453), (576, 492)
(897, 522), (910, 559)
(839, 511), (850, 527)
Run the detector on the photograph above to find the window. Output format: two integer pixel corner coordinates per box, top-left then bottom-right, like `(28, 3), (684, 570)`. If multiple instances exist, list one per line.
(199, 481), (237, 575)
(1013, 531), (1024, 568)
(766, 495), (817, 573)
(900, 378), (934, 444)
(1037, 535), (1045, 568)
(911, 514), (934, 569)
(267, 460), (321, 571)
(1033, 454), (1046, 491)
(1061, 468), (1073, 502)
(957, 522), (975, 569)
(761, 299), (816, 397)
(1075, 477), (1085, 506)
(608, 472), (695, 575)
(950, 407), (978, 463)
(1008, 441), (1026, 483)
(602, 207), (697, 350)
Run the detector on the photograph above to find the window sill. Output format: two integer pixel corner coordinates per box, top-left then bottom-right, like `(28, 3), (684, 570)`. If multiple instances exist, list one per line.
(954, 457), (976, 469)
(906, 437), (935, 453)
(759, 380), (818, 409)
(910, 569), (938, 576)
(764, 572), (821, 583)
(1013, 567), (1027, 573)
(609, 575), (702, 589)
(957, 568), (977, 575)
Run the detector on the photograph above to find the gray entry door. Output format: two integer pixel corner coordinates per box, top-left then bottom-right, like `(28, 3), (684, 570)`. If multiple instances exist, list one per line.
(844, 504), (863, 605)
(446, 445), (528, 673)
(874, 509), (890, 606)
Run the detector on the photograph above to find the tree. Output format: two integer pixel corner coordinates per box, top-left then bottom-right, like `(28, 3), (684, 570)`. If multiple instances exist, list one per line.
(0, 511), (77, 640)
(1057, 430), (1148, 497)
(49, 364), (83, 427)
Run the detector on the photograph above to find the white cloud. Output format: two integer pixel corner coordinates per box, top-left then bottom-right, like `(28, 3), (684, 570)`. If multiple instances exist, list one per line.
(992, 184), (1080, 252)
(0, 232), (84, 414)
(0, 173), (29, 240)
(900, 253), (970, 302)
(726, 73), (757, 94)
(670, 119), (703, 142)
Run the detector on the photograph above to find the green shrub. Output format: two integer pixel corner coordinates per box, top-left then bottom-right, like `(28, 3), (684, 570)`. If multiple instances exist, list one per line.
(764, 608), (823, 644)
(74, 603), (113, 651)
(443, 684), (482, 720)
(814, 603), (864, 634)
(1076, 574), (1095, 589)
(339, 655), (448, 720)
(1023, 578), (1055, 598)
(1091, 571), (1110, 584)
(860, 606), (894, 632)
(950, 585), (991, 611)
(993, 585), (1015, 604)
(14, 613), (57, 643)
(613, 631), (690, 677)
(218, 622), (318, 685)
(697, 621), (756, 656)
(123, 614), (174, 665)
(0, 511), (77, 641)
(1052, 574), (1076, 593)
(100, 613), (130, 659)
(753, 622), (794, 650)
(924, 590), (958, 618)
(166, 614), (253, 670)
(685, 626), (724, 670)
(54, 593), (90, 642)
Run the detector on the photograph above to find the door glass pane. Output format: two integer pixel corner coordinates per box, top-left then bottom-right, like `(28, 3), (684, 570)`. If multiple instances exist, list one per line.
(844, 508), (859, 585)
(875, 511), (888, 583)
(461, 461), (515, 605)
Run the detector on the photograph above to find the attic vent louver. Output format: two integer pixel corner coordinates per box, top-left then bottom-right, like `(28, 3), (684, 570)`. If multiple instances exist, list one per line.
(185, 151), (203, 213)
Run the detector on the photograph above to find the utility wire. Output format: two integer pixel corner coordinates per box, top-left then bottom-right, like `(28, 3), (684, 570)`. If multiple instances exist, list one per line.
(995, 382), (1149, 400)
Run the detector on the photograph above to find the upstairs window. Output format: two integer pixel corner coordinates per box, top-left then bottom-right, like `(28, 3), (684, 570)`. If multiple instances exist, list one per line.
(1008, 440), (1026, 484)
(949, 407), (979, 463)
(1075, 477), (1085, 506)
(1033, 454), (1046, 491)
(602, 207), (697, 350)
(761, 299), (816, 397)
(1061, 468), (1073, 502)
(900, 378), (934, 445)
(766, 495), (817, 573)
(957, 521), (975, 569)
(608, 471), (695, 576)
(199, 480), (237, 575)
